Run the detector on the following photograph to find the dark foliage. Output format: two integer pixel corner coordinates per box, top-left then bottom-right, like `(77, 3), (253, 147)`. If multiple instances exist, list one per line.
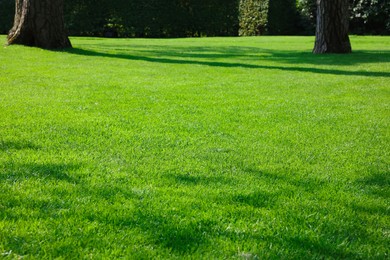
(296, 0), (317, 35)
(349, 0), (390, 35)
(63, 0), (239, 38)
(0, 0), (13, 34)
(267, 0), (300, 35)
(1, 0), (388, 37)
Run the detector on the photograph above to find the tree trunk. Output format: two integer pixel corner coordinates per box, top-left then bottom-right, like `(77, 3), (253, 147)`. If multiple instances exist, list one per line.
(7, 0), (71, 49)
(313, 0), (351, 54)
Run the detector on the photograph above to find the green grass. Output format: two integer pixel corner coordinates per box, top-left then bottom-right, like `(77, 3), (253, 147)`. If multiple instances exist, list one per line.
(0, 35), (389, 259)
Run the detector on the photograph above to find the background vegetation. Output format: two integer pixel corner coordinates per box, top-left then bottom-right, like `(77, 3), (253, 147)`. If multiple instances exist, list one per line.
(0, 0), (389, 37)
(1, 35), (389, 258)
(267, 0), (299, 35)
(239, 0), (268, 36)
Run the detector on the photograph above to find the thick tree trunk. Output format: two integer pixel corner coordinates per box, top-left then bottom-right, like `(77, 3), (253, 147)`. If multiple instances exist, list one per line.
(7, 0), (71, 49)
(313, 0), (351, 54)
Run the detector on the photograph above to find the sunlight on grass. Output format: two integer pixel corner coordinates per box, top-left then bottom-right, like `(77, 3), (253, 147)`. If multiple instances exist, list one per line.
(0, 35), (389, 258)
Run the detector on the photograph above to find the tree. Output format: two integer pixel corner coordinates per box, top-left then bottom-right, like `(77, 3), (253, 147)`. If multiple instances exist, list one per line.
(7, 0), (71, 49)
(313, 0), (351, 53)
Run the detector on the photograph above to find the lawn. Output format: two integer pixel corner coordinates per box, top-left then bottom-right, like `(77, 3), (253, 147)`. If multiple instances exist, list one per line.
(0, 35), (389, 259)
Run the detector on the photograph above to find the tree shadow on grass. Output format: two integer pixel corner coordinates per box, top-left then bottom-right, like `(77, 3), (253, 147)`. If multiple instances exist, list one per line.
(2, 155), (388, 256)
(78, 190), (214, 254)
(133, 46), (390, 66)
(221, 165), (387, 258)
(240, 165), (331, 193)
(280, 235), (362, 259)
(129, 209), (215, 253)
(67, 43), (390, 65)
(63, 46), (390, 78)
(357, 172), (390, 187)
(1, 162), (80, 183)
(0, 140), (40, 151)
(232, 190), (278, 209)
(165, 172), (233, 187)
(355, 171), (390, 200)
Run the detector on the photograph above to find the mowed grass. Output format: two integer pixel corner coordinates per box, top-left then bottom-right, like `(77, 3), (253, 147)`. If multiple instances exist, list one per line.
(0, 35), (389, 259)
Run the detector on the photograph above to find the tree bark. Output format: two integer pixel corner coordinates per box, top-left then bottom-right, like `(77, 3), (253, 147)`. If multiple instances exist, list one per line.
(7, 0), (71, 49)
(313, 0), (351, 54)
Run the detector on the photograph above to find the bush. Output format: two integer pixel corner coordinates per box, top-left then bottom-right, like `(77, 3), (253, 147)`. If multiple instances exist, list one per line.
(238, 0), (268, 36)
(63, 0), (238, 38)
(2, 0), (388, 37)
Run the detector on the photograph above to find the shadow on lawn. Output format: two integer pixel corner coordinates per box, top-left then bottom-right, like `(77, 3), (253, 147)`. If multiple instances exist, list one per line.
(77, 184), (215, 253)
(1, 162), (80, 183)
(356, 171), (390, 200)
(130, 209), (214, 253)
(221, 166), (386, 258)
(64, 46), (390, 78)
(69, 43), (390, 65)
(167, 172), (233, 186)
(2, 162), (387, 257)
(167, 172), (280, 209)
(0, 140), (40, 151)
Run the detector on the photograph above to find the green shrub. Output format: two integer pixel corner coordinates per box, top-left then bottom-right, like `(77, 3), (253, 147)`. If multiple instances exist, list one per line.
(63, 0), (238, 37)
(238, 0), (268, 36)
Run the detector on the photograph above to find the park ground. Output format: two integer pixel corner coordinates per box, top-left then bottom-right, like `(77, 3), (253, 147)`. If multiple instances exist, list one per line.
(0, 35), (389, 258)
